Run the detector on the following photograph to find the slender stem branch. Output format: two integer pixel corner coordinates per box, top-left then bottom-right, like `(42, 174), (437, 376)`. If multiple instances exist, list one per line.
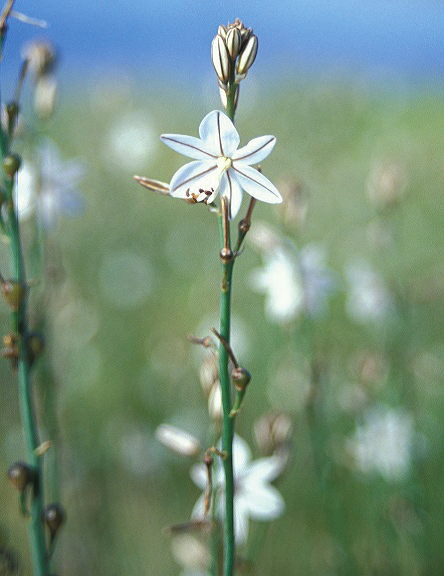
(6, 191), (49, 576)
(218, 196), (235, 576)
(1, 73), (49, 572)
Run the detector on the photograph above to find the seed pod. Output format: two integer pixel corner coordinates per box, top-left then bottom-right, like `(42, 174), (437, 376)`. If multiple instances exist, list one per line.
(226, 27), (241, 61)
(237, 35), (258, 75)
(7, 462), (35, 491)
(43, 503), (66, 539)
(211, 34), (230, 84)
(1, 279), (26, 311)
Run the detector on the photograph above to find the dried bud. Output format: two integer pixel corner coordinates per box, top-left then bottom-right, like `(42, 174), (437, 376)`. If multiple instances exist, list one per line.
(1, 279), (26, 311)
(3, 153), (21, 178)
(226, 27), (241, 61)
(43, 503), (66, 539)
(211, 34), (230, 84)
(7, 462), (35, 491)
(237, 35), (258, 75)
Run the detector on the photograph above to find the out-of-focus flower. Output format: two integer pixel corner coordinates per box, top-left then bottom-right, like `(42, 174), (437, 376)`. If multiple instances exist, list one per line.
(254, 411), (293, 457)
(155, 424), (201, 457)
(367, 161), (407, 211)
(16, 140), (85, 230)
(161, 110), (281, 219)
(345, 260), (394, 324)
(191, 434), (285, 544)
(250, 230), (335, 324)
(103, 111), (158, 172)
(171, 534), (210, 576)
(347, 405), (414, 481)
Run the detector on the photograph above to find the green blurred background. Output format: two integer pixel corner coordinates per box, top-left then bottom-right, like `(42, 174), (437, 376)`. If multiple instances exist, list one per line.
(1, 3), (444, 574)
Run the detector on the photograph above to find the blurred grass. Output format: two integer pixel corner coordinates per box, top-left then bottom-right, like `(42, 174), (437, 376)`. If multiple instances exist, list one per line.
(1, 75), (444, 575)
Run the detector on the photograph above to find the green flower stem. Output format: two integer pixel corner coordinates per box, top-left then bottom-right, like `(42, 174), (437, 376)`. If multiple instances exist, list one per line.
(218, 206), (235, 576)
(2, 149), (49, 575)
(217, 75), (245, 576)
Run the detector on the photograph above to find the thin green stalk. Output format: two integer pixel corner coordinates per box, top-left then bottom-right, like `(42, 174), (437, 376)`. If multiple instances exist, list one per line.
(6, 193), (49, 576)
(218, 204), (235, 576)
(217, 76), (243, 575)
(0, 56), (49, 571)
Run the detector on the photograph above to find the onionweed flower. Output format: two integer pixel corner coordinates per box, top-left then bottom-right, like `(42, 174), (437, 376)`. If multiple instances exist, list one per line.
(345, 260), (394, 324)
(191, 434), (285, 544)
(16, 139), (85, 230)
(249, 224), (335, 324)
(347, 405), (415, 481)
(160, 110), (281, 219)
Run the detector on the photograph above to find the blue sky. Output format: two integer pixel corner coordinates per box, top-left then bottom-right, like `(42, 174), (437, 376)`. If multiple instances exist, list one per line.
(3, 0), (444, 87)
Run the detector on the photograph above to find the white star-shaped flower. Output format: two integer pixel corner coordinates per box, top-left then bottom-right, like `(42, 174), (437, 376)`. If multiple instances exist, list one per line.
(191, 434), (285, 544)
(160, 110), (282, 218)
(17, 139), (85, 230)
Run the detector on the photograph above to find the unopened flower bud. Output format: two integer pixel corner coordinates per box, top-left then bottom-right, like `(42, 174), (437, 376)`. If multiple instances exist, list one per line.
(155, 424), (201, 457)
(237, 35), (258, 75)
(211, 34), (230, 84)
(219, 85), (228, 109)
(3, 153), (21, 178)
(7, 462), (35, 491)
(226, 27), (241, 61)
(217, 25), (227, 40)
(239, 27), (252, 48)
(208, 382), (223, 422)
(43, 503), (66, 539)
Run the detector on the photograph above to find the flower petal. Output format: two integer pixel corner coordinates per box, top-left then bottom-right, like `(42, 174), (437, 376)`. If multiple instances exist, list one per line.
(199, 110), (240, 157)
(231, 164), (282, 204)
(190, 463), (207, 490)
(160, 134), (216, 160)
(220, 170), (243, 219)
(232, 435), (252, 477)
(245, 454), (287, 484)
(234, 497), (250, 544)
(232, 136), (276, 166)
(169, 160), (218, 198)
(243, 483), (285, 520)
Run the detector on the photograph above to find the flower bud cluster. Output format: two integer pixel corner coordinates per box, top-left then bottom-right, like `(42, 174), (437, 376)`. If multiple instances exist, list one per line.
(211, 19), (258, 111)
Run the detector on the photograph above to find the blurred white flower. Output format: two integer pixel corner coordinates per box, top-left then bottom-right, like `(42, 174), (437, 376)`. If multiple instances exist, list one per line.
(171, 534), (210, 576)
(250, 236), (335, 324)
(16, 140), (85, 229)
(191, 434), (285, 544)
(347, 405), (414, 481)
(345, 260), (394, 324)
(103, 110), (157, 172)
